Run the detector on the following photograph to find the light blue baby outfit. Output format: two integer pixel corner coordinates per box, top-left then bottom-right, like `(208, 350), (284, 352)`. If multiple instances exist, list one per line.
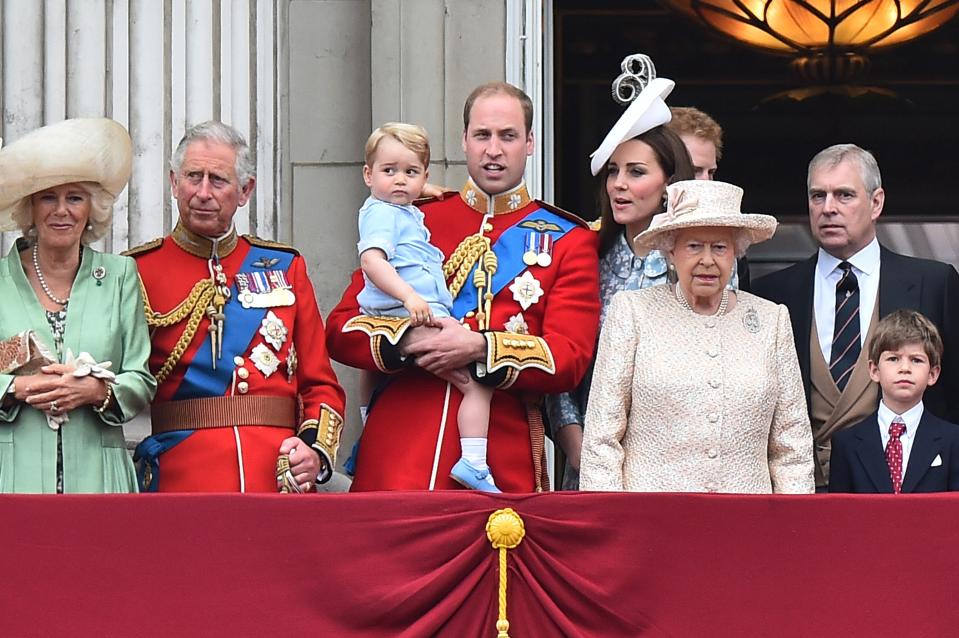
(357, 196), (453, 317)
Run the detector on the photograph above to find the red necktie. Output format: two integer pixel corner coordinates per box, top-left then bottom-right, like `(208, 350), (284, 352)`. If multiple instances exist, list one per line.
(885, 418), (907, 494)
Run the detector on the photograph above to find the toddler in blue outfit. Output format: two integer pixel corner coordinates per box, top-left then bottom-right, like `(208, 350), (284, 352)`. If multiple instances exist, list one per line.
(357, 123), (498, 492)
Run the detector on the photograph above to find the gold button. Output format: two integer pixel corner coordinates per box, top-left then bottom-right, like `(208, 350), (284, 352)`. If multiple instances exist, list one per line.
(237, 367), (249, 380)
(233, 356), (245, 366)
(483, 222), (494, 232)
(237, 381), (249, 394)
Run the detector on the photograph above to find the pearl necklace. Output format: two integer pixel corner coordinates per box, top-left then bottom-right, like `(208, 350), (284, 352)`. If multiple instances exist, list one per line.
(32, 244), (70, 306)
(675, 282), (728, 317)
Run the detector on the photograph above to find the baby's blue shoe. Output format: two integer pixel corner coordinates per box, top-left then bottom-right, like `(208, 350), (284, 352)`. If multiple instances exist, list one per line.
(450, 458), (501, 493)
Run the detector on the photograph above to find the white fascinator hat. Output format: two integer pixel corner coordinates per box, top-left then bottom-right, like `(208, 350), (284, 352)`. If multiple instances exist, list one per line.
(589, 54), (675, 176)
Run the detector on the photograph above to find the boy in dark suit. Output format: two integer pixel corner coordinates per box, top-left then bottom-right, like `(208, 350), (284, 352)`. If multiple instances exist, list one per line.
(830, 309), (959, 493)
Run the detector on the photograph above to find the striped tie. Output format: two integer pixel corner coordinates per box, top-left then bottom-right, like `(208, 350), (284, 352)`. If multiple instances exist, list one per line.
(829, 261), (860, 391)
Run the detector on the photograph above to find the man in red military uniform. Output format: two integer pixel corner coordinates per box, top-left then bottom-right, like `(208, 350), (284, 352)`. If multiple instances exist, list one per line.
(327, 82), (600, 492)
(129, 121), (345, 492)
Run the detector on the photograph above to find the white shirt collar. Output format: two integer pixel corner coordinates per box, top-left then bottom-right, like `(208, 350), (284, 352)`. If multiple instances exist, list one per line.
(878, 399), (923, 441)
(816, 236), (880, 280)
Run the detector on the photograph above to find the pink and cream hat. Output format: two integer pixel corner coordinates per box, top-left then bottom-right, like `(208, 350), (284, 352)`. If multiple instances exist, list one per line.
(633, 180), (778, 252)
(0, 118), (133, 231)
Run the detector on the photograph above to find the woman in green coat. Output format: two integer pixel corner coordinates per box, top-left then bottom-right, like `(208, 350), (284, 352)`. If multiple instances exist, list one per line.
(0, 118), (156, 493)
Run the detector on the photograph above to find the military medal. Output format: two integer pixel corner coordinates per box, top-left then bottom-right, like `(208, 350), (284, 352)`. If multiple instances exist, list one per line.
(286, 343), (298, 384)
(236, 270), (295, 309)
(537, 234), (553, 268)
(509, 271), (544, 311)
(504, 312), (529, 335)
(250, 343), (281, 378)
(259, 311), (288, 351)
(523, 232), (538, 266)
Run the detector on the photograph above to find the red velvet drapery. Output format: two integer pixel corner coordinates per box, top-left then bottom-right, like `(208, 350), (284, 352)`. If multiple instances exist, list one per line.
(1, 492), (957, 637)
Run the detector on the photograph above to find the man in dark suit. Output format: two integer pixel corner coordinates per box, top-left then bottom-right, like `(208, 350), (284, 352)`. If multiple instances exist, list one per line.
(829, 309), (959, 493)
(752, 144), (959, 489)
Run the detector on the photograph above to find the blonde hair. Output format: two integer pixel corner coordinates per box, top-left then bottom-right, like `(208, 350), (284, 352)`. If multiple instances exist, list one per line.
(365, 122), (430, 168)
(868, 309), (943, 368)
(13, 181), (115, 245)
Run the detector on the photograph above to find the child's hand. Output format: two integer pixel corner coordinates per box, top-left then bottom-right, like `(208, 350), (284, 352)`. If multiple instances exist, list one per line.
(403, 293), (433, 326)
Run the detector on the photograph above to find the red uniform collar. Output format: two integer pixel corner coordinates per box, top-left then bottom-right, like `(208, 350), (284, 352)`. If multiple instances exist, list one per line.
(171, 222), (239, 259)
(458, 179), (532, 216)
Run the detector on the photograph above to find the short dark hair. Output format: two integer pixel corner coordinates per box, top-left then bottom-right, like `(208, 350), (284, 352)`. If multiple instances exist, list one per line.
(597, 126), (695, 256)
(868, 309), (943, 368)
(463, 82), (533, 136)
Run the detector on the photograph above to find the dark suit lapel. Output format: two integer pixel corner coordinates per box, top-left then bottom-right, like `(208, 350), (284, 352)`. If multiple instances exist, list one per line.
(878, 246), (921, 317)
(902, 413), (943, 493)
(855, 419), (894, 492)
(790, 255), (817, 396)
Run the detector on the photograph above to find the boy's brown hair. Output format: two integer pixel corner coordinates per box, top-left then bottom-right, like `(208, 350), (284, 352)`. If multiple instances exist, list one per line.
(365, 122), (430, 167)
(867, 309), (943, 368)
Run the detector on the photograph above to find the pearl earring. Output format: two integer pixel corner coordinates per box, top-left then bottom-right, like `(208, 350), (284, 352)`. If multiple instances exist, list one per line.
(86, 223), (93, 231)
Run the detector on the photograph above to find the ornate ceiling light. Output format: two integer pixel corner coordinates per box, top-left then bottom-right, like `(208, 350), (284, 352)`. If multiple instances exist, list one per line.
(665, 0), (959, 82)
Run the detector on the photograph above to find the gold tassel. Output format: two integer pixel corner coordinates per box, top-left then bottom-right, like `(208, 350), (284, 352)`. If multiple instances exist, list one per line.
(486, 508), (526, 637)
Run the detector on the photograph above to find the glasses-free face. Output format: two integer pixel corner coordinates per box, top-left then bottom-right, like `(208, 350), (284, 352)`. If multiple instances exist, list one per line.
(363, 137), (429, 206)
(869, 342), (940, 414)
(462, 92), (533, 196)
(680, 134), (718, 181)
(31, 183), (92, 250)
(808, 159), (883, 261)
(605, 139), (669, 236)
(170, 139), (254, 237)
(669, 226), (736, 305)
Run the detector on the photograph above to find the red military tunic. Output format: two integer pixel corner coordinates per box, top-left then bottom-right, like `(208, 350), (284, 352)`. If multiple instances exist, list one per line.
(130, 224), (345, 492)
(327, 180), (600, 492)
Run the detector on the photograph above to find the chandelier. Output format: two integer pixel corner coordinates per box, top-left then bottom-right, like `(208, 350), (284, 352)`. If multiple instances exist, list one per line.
(665, 0), (959, 82)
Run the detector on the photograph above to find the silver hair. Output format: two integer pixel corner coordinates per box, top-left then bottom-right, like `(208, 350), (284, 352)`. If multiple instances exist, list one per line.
(13, 182), (115, 245)
(170, 120), (255, 185)
(807, 144), (881, 195)
(658, 227), (752, 258)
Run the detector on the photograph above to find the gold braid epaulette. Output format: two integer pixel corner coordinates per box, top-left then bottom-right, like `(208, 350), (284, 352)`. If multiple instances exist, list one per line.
(138, 276), (215, 384)
(443, 234), (490, 299)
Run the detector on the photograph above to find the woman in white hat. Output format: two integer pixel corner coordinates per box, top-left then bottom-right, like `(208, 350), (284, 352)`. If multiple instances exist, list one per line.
(580, 180), (814, 493)
(0, 118), (156, 493)
(545, 76), (697, 489)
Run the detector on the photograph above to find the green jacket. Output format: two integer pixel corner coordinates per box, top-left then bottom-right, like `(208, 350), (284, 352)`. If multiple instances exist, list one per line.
(0, 241), (156, 492)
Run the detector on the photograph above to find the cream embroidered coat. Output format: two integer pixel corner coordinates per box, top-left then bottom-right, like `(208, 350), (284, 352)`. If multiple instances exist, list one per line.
(580, 286), (814, 494)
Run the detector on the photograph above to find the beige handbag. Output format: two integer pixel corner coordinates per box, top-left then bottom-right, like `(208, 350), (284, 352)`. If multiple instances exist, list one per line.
(0, 330), (57, 376)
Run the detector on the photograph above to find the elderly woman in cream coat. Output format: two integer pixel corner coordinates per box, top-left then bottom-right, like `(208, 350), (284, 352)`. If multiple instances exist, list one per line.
(580, 180), (814, 494)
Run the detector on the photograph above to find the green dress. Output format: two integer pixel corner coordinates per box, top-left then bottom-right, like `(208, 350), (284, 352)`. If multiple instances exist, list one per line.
(0, 239), (157, 493)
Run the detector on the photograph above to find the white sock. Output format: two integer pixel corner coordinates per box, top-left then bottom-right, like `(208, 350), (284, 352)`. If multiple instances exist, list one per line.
(461, 437), (488, 469)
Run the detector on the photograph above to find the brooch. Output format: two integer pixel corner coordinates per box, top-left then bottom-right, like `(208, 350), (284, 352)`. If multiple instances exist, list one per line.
(743, 307), (761, 334)
(93, 266), (106, 286)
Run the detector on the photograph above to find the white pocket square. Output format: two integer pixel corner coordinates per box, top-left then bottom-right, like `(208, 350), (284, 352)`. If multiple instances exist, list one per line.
(931, 454), (943, 467)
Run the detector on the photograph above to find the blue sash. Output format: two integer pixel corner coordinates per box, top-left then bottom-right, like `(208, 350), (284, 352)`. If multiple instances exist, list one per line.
(133, 432), (192, 492)
(450, 208), (577, 319)
(139, 245), (295, 490)
(173, 247), (294, 399)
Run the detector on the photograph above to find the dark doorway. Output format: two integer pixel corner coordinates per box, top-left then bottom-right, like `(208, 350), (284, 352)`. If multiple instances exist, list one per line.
(553, 0), (959, 221)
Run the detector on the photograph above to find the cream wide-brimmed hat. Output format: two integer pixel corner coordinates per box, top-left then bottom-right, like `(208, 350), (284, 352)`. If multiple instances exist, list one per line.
(589, 77), (675, 176)
(0, 118), (133, 231)
(633, 180), (778, 252)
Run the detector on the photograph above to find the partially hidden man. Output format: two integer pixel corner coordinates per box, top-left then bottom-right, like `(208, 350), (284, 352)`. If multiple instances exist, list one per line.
(326, 82), (601, 492)
(128, 121), (346, 492)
